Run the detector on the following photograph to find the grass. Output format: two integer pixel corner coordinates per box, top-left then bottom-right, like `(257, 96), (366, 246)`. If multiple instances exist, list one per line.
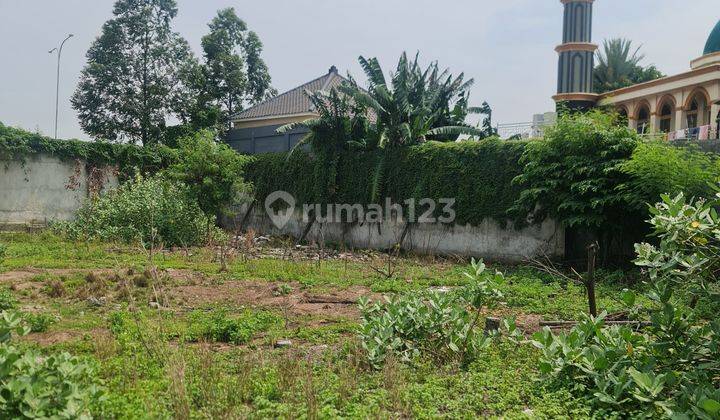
(0, 231), (645, 418)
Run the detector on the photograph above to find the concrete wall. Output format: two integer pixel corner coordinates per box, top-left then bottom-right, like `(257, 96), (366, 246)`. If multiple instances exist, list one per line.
(0, 154), (118, 229)
(235, 206), (565, 262)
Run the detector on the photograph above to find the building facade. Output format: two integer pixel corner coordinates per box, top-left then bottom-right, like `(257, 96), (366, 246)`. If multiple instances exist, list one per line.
(554, 0), (720, 140)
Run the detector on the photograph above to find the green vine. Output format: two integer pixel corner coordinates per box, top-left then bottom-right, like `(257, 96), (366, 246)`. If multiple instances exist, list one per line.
(0, 122), (177, 180)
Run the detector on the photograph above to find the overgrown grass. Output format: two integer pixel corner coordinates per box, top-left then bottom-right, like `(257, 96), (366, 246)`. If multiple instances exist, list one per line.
(1, 231), (648, 417)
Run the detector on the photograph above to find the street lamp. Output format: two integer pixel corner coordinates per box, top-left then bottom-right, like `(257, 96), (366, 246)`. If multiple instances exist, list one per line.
(48, 34), (73, 140)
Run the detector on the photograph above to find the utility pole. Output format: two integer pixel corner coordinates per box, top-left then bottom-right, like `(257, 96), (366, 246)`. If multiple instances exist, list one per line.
(48, 34), (73, 140)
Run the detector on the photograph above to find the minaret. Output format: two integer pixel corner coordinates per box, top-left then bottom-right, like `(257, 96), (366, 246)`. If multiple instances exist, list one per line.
(553, 0), (599, 110)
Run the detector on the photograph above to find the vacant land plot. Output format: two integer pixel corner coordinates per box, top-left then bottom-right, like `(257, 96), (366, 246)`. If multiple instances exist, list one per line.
(0, 232), (639, 418)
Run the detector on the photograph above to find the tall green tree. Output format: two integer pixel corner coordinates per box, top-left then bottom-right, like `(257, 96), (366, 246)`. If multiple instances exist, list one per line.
(593, 38), (664, 94)
(341, 52), (484, 148)
(72, 0), (194, 145)
(200, 8), (275, 131)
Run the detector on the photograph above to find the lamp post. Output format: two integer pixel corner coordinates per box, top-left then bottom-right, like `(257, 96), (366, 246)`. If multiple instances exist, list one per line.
(48, 34), (73, 140)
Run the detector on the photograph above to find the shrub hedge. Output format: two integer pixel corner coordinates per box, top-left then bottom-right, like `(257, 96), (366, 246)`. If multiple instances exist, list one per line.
(244, 138), (528, 226)
(0, 122), (176, 180)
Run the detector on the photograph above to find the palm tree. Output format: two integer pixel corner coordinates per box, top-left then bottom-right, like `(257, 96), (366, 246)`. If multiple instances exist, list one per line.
(340, 52), (484, 148)
(594, 38), (664, 94)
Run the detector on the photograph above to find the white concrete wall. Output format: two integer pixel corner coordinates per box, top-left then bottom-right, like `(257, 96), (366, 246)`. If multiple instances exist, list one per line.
(0, 154), (118, 229)
(240, 207), (565, 262)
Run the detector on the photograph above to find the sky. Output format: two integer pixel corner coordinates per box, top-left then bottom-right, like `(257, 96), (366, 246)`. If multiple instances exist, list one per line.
(0, 0), (717, 140)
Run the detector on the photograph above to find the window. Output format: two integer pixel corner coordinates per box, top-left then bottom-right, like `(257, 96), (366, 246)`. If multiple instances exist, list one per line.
(659, 103), (673, 133)
(637, 106), (650, 134)
(687, 99), (698, 129)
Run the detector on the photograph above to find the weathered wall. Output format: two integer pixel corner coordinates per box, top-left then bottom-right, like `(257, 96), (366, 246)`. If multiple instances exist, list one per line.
(235, 206), (565, 262)
(0, 154), (118, 229)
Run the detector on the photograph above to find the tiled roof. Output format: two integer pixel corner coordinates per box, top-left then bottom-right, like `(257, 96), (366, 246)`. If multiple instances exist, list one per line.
(231, 66), (347, 121)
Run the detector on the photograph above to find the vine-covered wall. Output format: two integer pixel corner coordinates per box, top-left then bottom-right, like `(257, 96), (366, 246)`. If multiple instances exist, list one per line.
(244, 138), (528, 227)
(0, 123), (176, 180)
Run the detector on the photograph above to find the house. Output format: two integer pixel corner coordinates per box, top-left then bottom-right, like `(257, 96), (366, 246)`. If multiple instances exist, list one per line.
(553, 0), (720, 140)
(225, 66), (347, 154)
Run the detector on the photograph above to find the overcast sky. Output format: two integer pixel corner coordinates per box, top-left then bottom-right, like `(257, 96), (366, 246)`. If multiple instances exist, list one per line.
(0, 0), (717, 140)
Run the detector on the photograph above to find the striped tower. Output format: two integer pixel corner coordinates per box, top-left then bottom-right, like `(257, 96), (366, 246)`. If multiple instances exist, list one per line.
(553, 0), (599, 110)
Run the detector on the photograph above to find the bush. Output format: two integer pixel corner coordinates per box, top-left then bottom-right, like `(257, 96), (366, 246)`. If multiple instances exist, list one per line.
(57, 175), (216, 247)
(510, 110), (639, 235)
(0, 311), (103, 418)
(620, 141), (720, 209)
(163, 130), (252, 217)
(532, 190), (720, 418)
(358, 260), (507, 368)
(245, 138), (526, 226)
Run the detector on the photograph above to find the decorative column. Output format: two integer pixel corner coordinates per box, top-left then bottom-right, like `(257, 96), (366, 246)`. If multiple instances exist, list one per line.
(711, 103), (720, 137)
(553, 0), (599, 111)
(649, 113), (658, 134)
(675, 108), (685, 131)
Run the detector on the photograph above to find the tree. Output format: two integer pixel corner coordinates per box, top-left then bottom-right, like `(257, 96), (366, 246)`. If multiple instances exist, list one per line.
(200, 8), (275, 131)
(72, 0), (194, 145)
(341, 52), (484, 148)
(469, 102), (497, 138)
(593, 38), (664, 94)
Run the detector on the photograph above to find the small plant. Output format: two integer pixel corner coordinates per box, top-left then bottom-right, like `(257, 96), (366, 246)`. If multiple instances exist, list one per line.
(273, 283), (293, 297)
(22, 311), (56, 333)
(44, 279), (66, 298)
(0, 288), (17, 311)
(0, 243), (6, 265)
(0, 311), (103, 417)
(184, 309), (281, 345)
(358, 259), (505, 368)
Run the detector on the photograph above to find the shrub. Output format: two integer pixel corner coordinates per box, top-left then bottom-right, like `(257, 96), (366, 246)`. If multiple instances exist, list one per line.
(184, 309), (281, 345)
(163, 130), (252, 217)
(510, 110), (640, 236)
(620, 141), (720, 209)
(57, 175), (216, 247)
(0, 311), (104, 418)
(358, 260), (506, 368)
(532, 190), (720, 418)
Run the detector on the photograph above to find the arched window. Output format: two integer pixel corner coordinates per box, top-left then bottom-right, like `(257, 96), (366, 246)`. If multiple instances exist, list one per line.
(687, 99), (699, 129)
(637, 105), (650, 134)
(659, 103), (673, 133)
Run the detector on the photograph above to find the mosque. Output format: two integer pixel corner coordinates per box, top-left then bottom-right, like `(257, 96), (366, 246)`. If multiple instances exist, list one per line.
(555, 0), (720, 140)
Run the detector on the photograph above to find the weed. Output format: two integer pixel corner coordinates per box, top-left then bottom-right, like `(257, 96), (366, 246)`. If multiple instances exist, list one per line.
(184, 309), (281, 345)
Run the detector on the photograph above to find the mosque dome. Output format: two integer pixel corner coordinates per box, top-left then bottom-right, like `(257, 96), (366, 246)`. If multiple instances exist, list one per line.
(704, 20), (720, 55)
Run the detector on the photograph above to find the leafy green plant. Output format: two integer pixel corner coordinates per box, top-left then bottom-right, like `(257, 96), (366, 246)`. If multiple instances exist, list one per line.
(22, 311), (56, 333)
(56, 174), (216, 247)
(0, 311), (103, 418)
(0, 288), (16, 312)
(0, 244), (6, 266)
(163, 129), (251, 217)
(340, 52), (484, 148)
(620, 141), (719, 210)
(358, 260), (505, 368)
(510, 110), (641, 245)
(532, 190), (720, 418)
(184, 309), (281, 344)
